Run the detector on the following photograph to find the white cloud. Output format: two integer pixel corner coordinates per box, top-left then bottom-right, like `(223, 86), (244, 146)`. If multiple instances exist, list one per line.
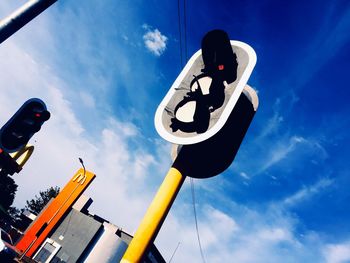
(259, 136), (305, 173)
(0, 38), (167, 236)
(0, 3), (347, 263)
(258, 98), (284, 139)
(157, 200), (327, 263)
(79, 91), (96, 108)
(0, 1), (173, 236)
(283, 178), (334, 207)
(258, 227), (293, 242)
(239, 172), (250, 180)
(259, 112), (284, 137)
(143, 27), (168, 56)
(256, 135), (328, 176)
(324, 242), (350, 263)
(107, 117), (139, 138)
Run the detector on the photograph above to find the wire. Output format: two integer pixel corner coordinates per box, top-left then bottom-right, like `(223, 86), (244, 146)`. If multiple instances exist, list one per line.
(176, 2), (206, 261)
(169, 242), (181, 263)
(183, 0), (188, 61)
(190, 178), (206, 263)
(177, 0), (189, 65)
(59, 158), (86, 236)
(61, 208), (73, 236)
(177, 0), (183, 67)
(177, 3), (206, 260)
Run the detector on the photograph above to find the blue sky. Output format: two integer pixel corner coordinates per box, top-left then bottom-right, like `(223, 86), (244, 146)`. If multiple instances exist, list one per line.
(1, 0), (350, 262)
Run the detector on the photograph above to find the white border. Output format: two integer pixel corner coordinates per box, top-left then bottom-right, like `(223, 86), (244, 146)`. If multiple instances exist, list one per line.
(154, 40), (257, 145)
(32, 238), (61, 263)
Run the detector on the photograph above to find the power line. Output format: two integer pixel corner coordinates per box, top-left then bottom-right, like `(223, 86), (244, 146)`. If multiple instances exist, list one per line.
(177, 0), (183, 67)
(183, 0), (188, 61)
(190, 178), (206, 263)
(178, 1), (206, 261)
(169, 242), (181, 263)
(177, 0), (188, 66)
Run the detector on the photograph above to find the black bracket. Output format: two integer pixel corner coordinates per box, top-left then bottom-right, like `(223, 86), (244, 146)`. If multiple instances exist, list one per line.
(0, 148), (22, 176)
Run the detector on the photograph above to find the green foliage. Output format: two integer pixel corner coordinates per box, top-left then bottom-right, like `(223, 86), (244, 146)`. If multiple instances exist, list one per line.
(25, 186), (60, 215)
(0, 174), (18, 212)
(0, 172), (60, 226)
(7, 206), (22, 223)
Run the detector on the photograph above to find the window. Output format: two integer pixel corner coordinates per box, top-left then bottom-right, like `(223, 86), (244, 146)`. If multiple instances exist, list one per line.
(33, 238), (61, 263)
(50, 251), (69, 263)
(1, 230), (13, 245)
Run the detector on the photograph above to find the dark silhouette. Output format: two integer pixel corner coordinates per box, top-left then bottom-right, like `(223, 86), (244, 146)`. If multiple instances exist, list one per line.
(170, 29), (238, 134)
(173, 91), (256, 178)
(201, 29), (238, 84)
(170, 78), (211, 133)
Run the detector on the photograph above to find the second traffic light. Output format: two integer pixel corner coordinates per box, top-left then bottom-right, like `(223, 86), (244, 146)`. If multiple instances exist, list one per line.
(0, 98), (50, 153)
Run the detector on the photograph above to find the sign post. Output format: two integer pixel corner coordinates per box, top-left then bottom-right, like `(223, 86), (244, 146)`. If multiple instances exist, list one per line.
(0, 0), (58, 44)
(121, 168), (185, 263)
(122, 30), (259, 262)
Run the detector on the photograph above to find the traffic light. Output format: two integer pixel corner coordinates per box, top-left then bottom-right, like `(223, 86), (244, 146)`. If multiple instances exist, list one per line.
(154, 30), (256, 145)
(0, 98), (50, 153)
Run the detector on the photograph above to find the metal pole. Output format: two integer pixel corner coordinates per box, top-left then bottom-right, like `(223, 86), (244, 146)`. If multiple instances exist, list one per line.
(121, 167), (186, 263)
(0, 0), (57, 44)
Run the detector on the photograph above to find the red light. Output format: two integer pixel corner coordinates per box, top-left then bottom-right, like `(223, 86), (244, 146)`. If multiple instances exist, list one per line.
(0, 148), (3, 153)
(35, 113), (41, 117)
(218, 65), (224, 70)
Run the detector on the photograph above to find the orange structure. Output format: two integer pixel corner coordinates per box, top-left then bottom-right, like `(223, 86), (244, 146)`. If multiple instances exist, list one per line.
(15, 168), (96, 258)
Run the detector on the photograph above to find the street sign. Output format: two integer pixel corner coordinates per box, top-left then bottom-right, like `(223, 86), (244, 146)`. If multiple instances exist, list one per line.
(155, 30), (256, 145)
(0, 0), (58, 44)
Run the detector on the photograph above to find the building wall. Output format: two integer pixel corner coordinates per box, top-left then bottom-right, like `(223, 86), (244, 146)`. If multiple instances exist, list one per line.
(49, 209), (102, 263)
(83, 222), (129, 263)
(15, 169), (96, 257)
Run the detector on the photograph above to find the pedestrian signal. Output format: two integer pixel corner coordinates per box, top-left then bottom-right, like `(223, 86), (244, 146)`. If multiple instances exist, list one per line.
(155, 30), (256, 145)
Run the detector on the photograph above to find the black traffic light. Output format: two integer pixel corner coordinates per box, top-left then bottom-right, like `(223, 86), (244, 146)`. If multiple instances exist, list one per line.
(0, 98), (50, 153)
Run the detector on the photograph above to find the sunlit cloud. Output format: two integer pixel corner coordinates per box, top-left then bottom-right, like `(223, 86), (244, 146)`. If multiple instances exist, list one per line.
(143, 26), (168, 56)
(256, 135), (328, 176)
(239, 172), (250, 180)
(258, 136), (306, 174)
(79, 91), (96, 108)
(1, 1), (349, 262)
(283, 178), (334, 207)
(324, 242), (350, 263)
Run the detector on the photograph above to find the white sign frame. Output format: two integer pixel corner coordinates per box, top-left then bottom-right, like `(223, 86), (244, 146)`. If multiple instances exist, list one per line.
(155, 40), (257, 145)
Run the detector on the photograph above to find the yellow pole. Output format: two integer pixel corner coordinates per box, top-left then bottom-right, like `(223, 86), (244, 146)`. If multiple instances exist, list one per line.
(121, 167), (185, 263)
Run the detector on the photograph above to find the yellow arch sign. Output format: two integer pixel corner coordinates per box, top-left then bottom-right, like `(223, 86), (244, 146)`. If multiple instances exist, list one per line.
(10, 144), (34, 169)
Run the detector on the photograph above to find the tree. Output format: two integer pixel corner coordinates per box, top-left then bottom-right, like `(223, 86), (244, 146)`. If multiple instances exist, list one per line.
(0, 174), (18, 218)
(25, 186), (60, 215)
(7, 206), (22, 223)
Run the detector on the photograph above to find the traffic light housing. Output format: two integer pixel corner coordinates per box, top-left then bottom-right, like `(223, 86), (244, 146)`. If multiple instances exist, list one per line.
(0, 98), (50, 153)
(154, 36), (256, 145)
